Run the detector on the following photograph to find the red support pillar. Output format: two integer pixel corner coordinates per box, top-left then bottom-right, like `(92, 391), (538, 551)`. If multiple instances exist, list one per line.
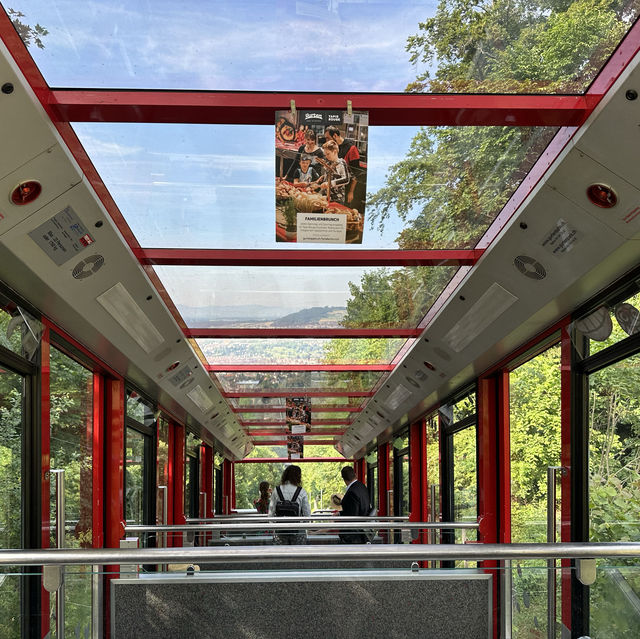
(203, 445), (213, 518)
(92, 373), (104, 548)
(497, 370), (511, 545)
(409, 419), (428, 544)
(172, 423), (186, 546)
(477, 375), (499, 639)
(354, 458), (365, 483)
(104, 377), (124, 639)
(377, 442), (390, 543)
(222, 459), (233, 514)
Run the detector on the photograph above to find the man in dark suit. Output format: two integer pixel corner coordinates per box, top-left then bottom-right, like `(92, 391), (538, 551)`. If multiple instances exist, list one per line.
(339, 466), (370, 544)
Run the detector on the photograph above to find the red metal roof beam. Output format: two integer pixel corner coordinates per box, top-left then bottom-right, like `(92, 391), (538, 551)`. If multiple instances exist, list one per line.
(187, 328), (421, 338)
(48, 90), (596, 127)
(207, 364), (392, 372)
(135, 248), (482, 267)
(233, 405), (362, 413)
(223, 391), (373, 398)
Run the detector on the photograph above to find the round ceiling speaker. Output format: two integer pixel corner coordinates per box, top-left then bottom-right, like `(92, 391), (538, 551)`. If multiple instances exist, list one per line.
(514, 255), (546, 280)
(574, 306), (613, 341)
(72, 254), (104, 280)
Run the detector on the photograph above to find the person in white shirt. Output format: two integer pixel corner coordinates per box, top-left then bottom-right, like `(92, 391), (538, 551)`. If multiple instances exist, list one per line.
(269, 464), (311, 544)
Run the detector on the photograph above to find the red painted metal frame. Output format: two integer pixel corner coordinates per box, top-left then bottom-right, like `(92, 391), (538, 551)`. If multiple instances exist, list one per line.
(92, 373), (104, 548)
(248, 439), (336, 446)
(135, 248), (482, 267)
(40, 326), (51, 639)
(354, 458), (366, 483)
(188, 328), (421, 338)
(172, 423), (186, 540)
(207, 364), (393, 372)
(377, 443), (390, 518)
(560, 322), (573, 633)
(236, 457), (351, 463)
(497, 370), (511, 545)
(476, 376), (499, 639)
(409, 420), (428, 545)
(225, 391), (373, 398)
(233, 405), (362, 413)
(222, 459), (233, 514)
(48, 89), (596, 126)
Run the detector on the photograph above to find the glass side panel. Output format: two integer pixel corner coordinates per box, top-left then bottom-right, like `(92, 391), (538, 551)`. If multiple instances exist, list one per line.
(156, 418), (169, 528)
(216, 370), (384, 393)
(198, 338), (407, 365)
(73, 122), (556, 251)
(13, 1), (638, 93)
(453, 424), (477, 548)
(229, 395), (364, 408)
(125, 428), (145, 524)
(126, 390), (154, 427)
(155, 265), (456, 330)
(50, 348), (93, 549)
(426, 414), (440, 523)
(509, 344), (562, 638)
(0, 366), (23, 639)
(589, 351), (640, 636)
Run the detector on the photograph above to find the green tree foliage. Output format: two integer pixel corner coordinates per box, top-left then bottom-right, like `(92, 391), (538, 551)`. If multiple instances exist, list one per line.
(8, 8), (48, 49)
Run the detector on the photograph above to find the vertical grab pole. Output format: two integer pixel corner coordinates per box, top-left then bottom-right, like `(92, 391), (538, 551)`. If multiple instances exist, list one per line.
(429, 484), (438, 568)
(51, 469), (65, 639)
(547, 466), (559, 639)
(199, 492), (207, 545)
(501, 559), (512, 639)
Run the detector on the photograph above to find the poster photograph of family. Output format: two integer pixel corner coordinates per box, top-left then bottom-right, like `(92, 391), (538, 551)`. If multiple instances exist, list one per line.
(286, 396), (311, 459)
(275, 109), (368, 244)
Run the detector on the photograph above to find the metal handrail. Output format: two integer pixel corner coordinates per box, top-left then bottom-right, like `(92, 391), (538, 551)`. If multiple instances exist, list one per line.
(125, 521), (479, 533)
(1, 542), (640, 567)
(186, 515), (411, 523)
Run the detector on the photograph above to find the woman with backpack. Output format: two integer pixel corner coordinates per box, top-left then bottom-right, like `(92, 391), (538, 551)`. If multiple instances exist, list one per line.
(268, 465), (311, 545)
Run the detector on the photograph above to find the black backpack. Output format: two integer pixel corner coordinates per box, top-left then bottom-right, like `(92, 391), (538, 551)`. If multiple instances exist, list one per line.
(275, 486), (302, 517)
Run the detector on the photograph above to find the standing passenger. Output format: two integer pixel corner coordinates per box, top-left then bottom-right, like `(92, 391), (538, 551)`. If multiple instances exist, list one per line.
(338, 466), (370, 544)
(253, 481), (271, 514)
(269, 465), (311, 544)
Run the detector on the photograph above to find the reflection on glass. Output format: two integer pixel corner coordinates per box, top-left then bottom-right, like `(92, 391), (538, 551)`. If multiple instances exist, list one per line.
(16, 1), (637, 94)
(125, 428), (145, 524)
(0, 305), (24, 356)
(126, 390), (154, 427)
(589, 351), (640, 636)
(230, 395), (364, 408)
(155, 265), (456, 329)
(0, 367), (22, 639)
(216, 370), (384, 393)
(509, 344), (561, 637)
(198, 338), (407, 365)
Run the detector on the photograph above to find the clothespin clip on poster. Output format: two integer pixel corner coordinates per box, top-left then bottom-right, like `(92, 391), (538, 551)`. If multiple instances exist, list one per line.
(290, 99), (296, 116)
(347, 100), (352, 116)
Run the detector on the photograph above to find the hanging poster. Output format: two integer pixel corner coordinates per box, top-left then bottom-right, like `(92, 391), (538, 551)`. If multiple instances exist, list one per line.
(275, 109), (368, 244)
(286, 396), (311, 459)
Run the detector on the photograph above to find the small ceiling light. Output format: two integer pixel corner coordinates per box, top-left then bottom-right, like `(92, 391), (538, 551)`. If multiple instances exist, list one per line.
(10, 180), (42, 206)
(587, 183), (617, 208)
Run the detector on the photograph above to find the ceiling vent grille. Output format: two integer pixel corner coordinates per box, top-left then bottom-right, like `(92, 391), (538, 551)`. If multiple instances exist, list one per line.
(72, 254), (104, 280)
(514, 255), (546, 280)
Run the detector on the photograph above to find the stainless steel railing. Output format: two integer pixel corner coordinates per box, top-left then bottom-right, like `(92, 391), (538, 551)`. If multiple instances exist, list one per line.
(186, 515), (410, 523)
(124, 521), (478, 534)
(1, 542), (639, 566)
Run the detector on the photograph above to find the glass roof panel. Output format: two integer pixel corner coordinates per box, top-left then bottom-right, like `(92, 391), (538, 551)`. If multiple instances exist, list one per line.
(198, 338), (407, 365)
(216, 371), (384, 393)
(72, 123), (557, 250)
(239, 411), (352, 422)
(11, 1), (636, 93)
(229, 396), (364, 408)
(155, 265), (456, 329)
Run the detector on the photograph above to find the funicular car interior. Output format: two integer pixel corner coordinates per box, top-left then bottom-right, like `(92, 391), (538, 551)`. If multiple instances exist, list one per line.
(2, 1), (640, 638)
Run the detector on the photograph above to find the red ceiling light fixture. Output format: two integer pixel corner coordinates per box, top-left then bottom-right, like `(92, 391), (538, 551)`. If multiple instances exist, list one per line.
(586, 183), (617, 208)
(10, 180), (42, 205)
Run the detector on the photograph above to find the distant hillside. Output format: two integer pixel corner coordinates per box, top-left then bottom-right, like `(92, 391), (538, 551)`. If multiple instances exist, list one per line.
(272, 306), (346, 327)
(180, 304), (298, 324)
